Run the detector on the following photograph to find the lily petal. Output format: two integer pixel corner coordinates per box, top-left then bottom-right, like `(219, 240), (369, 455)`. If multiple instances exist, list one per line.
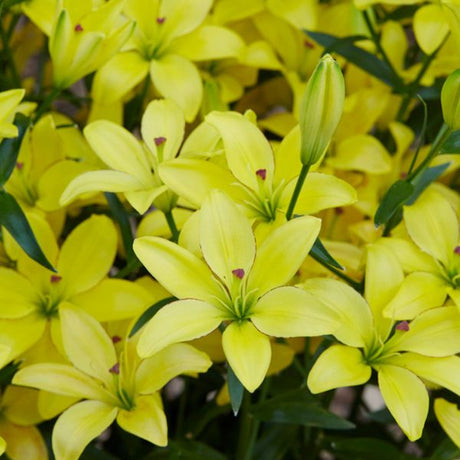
(136, 343), (211, 394)
(434, 399), (460, 447)
(404, 189), (458, 267)
(248, 215), (320, 296)
(200, 190), (255, 287)
(52, 400), (118, 460)
(206, 111), (274, 190)
(13, 363), (113, 402)
(0, 268), (37, 318)
(84, 120), (151, 184)
(137, 299), (223, 358)
(117, 393), (167, 446)
(58, 215), (117, 298)
(377, 364), (428, 441)
(308, 344), (371, 393)
(60, 306), (117, 385)
(414, 4), (449, 55)
(251, 286), (338, 337)
(383, 272), (447, 319)
(142, 99), (184, 162)
(150, 54), (202, 122)
(222, 320), (271, 393)
(133, 236), (223, 301)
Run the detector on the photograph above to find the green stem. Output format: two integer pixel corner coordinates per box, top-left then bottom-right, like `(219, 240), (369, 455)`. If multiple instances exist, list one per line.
(0, 17), (21, 87)
(175, 379), (188, 438)
(242, 379), (271, 460)
(164, 210), (179, 243)
(362, 10), (402, 88)
(113, 258), (142, 279)
(235, 391), (252, 459)
(33, 87), (61, 122)
(407, 123), (452, 181)
(286, 165), (310, 220)
(396, 40), (446, 121)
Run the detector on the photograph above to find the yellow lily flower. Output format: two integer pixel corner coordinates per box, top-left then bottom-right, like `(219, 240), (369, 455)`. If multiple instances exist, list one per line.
(0, 89), (25, 140)
(91, 0), (244, 121)
(61, 99), (189, 214)
(158, 110), (356, 233)
(23, 0), (135, 89)
(305, 243), (460, 441)
(134, 190), (338, 392)
(378, 188), (460, 316)
(0, 214), (154, 362)
(13, 305), (212, 459)
(0, 386), (48, 460)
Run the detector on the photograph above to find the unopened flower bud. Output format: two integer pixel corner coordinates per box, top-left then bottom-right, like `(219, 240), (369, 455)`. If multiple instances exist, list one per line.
(441, 69), (460, 130)
(299, 54), (345, 167)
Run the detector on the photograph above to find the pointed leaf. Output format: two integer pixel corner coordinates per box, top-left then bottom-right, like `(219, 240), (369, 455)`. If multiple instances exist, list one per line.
(374, 180), (414, 226)
(0, 112), (29, 186)
(440, 130), (460, 154)
(0, 191), (55, 271)
(310, 237), (343, 270)
(129, 297), (176, 338)
(228, 365), (244, 416)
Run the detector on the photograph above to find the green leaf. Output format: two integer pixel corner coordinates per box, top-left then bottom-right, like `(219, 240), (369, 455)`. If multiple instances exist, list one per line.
(430, 437), (460, 460)
(326, 437), (416, 460)
(306, 31), (398, 88)
(129, 296), (176, 337)
(251, 391), (354, 430)
(0, 112), (30, 187)
(406, 162), (451, 205)
(0, 190), (55, 271)
(310, 237), (344, 270)
(439, 130), (460, 154)
(167, 440), (226, 460)
(253, 424), (299, 460)
(374, 180), (414, 226)
(228, 365), (244, 416)
(104, 192), (135, 263)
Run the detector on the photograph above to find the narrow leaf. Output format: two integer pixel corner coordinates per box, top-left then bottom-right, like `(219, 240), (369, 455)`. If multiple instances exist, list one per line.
(306, 31), (398, 88)
(129, 296), (176, 337)
(0, 191), (55, 270)
(439, 130), (460, 154)
(0, 113), (30, 186)
(374, 180), (414, 226)
(104, 192), (135, 263)
(310, 237), (344, 270)
(407, 162), (451, 205)
(228, 365), (244, 416)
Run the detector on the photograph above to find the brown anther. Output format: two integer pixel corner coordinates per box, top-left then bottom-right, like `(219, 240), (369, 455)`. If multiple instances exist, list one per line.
(154, 136), (166, 146)
(16, 162), (24, 170)
(303, 40), (315, 49)
(232, 268), (245, 279)
(400, 172), (408, 179)
(395, 321), (410, 331)
(50, 275), (62, 283)
(111, 335), (122, 344)
(335, 207), (344, 215)
(74, 24), (83, 32)
(454, 246), (460, 255)
(256, 169), (267, 180)
(156, 17), (166, 24)
(109, 363), (120, 374)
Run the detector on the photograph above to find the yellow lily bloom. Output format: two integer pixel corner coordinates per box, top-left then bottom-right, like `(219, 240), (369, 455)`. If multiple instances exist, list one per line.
(158, 110), (356, 232)
(0, 386), (48, 460)
(61, 99), (188, 214)
(23, 0), (134, 89)
(0, 89), (25, 140)
(305, 243), (460, 441)
(91, 0), (244, 121)
(13, 306), (212, 459)
(134, 190), (338, 392)
(0, 214), (154, 362)
(378, 188), (460, 316)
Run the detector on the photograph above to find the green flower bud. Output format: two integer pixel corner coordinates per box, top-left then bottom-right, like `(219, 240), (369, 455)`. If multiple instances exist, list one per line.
(299, 54), (345, 167)
(441, 69), (460, 130)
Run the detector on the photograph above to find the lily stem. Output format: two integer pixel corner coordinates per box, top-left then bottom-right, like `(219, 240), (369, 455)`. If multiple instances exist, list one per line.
(286, 164), (310, 220)
(164, 210), (179, 243)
